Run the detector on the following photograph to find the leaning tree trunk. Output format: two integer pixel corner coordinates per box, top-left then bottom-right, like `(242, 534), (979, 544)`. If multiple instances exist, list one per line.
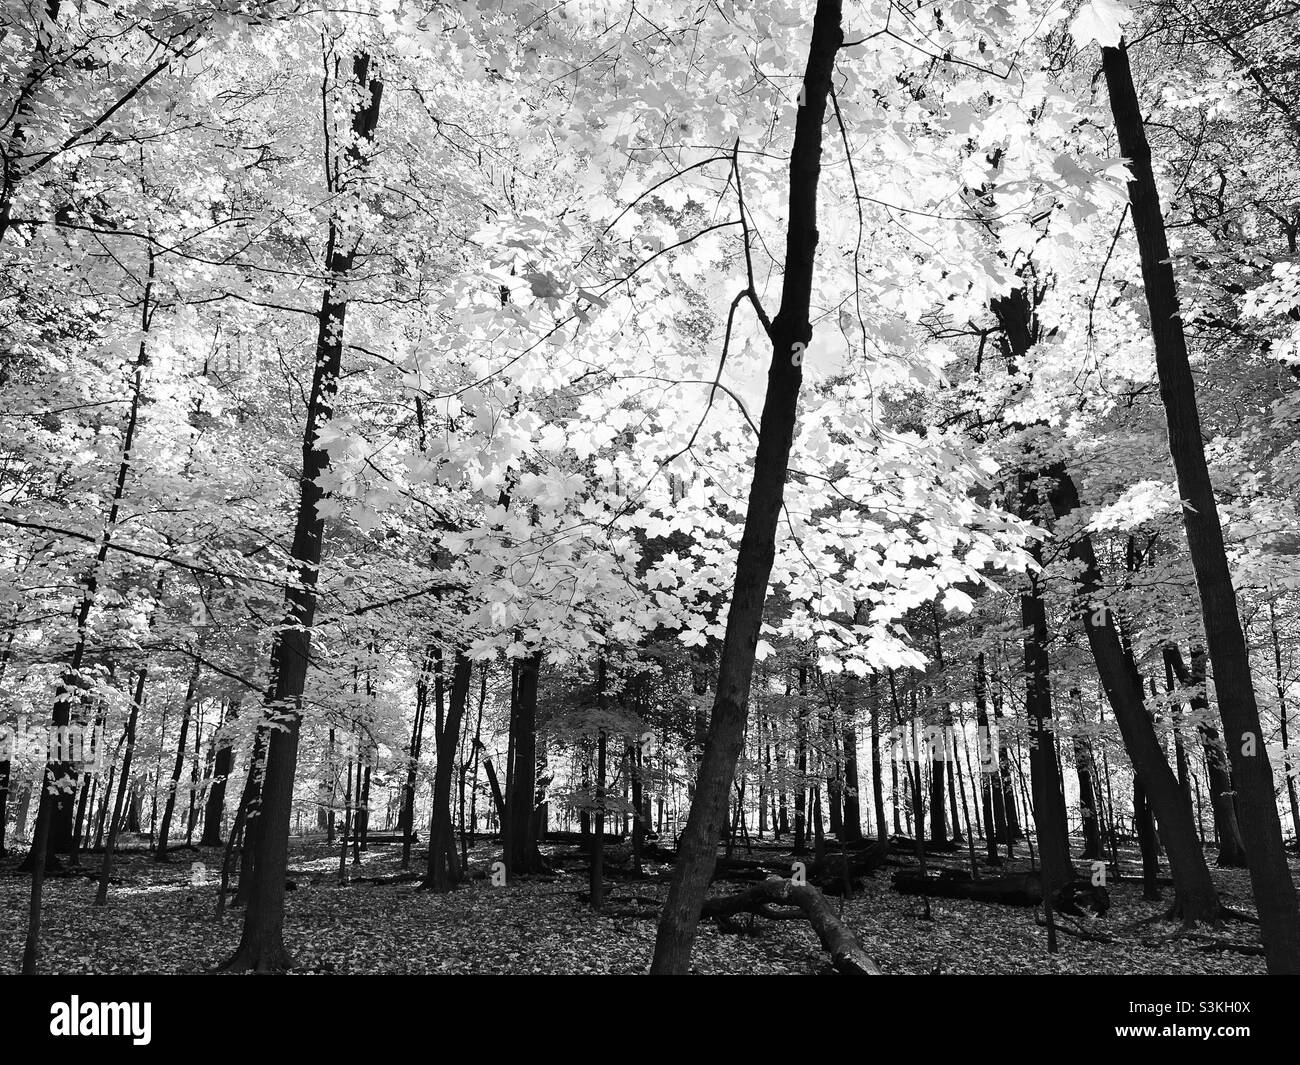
(1103, 39), (1300, 972)
(1046, 471), (1219, 921)
(650, 0), (844, 972)
(221, 54), (382, 972)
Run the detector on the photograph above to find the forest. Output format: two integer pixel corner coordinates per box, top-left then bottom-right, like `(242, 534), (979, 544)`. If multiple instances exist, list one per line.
(1, 0), (1299, 986)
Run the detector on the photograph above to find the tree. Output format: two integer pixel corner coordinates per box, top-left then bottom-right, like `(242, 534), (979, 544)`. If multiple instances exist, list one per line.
(1099, 32), (1300, 972)
(651, 0), (844, 975)
(222, 50), (383, 973)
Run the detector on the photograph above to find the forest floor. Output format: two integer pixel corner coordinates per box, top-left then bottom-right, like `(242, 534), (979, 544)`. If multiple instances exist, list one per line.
(0, 835), (1288, 974)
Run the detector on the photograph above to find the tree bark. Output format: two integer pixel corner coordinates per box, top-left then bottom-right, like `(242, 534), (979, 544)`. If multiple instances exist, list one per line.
(701, 878), (881, 974)
(1134, 780), (1162, 900)
(221, 53), (382, 972)
(94, 668), (147, 908)
(155, 658), (200, 860)
(503, 650), (544, 875)
(401, 650), (432, 869)
(842, 724), (863, 841)
(868, 676), (889, 842)
(1103, 38), (1300, 972)
(423, 649), (471, 891)
(1044, 473), (1219, 920)
(201, 698), (238, 848)
(649, 0), (842, 974)
(1269, 603), (1300, 848)
(1166, 643), (1248, 866)
(1016, 517), (1076, 897)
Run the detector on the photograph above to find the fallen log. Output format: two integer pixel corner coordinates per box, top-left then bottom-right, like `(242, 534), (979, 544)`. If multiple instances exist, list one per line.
(892, 868), (1108, 917)
(710, 841), (889, 890)
(701, 878), (882, 974)
(805, 842), (889, 892)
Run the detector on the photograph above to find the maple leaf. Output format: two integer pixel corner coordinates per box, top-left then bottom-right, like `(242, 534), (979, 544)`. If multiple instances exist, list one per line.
(1069, 0), (1133, 48)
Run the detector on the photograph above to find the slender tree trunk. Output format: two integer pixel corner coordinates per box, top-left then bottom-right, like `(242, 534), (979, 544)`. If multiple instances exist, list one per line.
(1167, 643), (1248, 866)
(649, 0), (842, 973)
(1018, 544), (1075, 895)
(337, 751), (354, 884)
(1134, 780), (1162, 901)
(826, 720), (843, 838)
(222, 53), (382, 972)
(402, 652), (431, 869)
(185, 699), (206, 845)
(1073, 733), (1103, 860)
(929, 711), (948, 847)
(590, 725), (606, 910)
(975, 654), (1004, 861)
(156, 659), (200, 860)
(93, 668), (147, 908)
(1269, 602), (1300, 846)
(1044, 473), (1218, 919)
(1103, 38), (1300, 972)
(423, 650), (471, 891)
(0, 754), (8, 858)
(202, 698), (238, 848)
(23, 238), (156, 967)
(869, 676), (888, 842)
(842, 723), (863, 841)
(793, 689), (808, 853)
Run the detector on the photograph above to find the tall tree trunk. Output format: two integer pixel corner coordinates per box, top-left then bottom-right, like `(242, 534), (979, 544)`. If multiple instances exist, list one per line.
(757, 703), (769, 837)
(23, 234), (156, 967)
(1269, 602), (1300, 847)
(1103, 38), (1300, 973)
(975, 653), (1006, 861)
(503, 650), (544, 875)
(221, 53), (382, 972)
(1134, 780), (1162, 901)
(1073, 732), (1103, 861)
(185, 698), (206, 845)
(156, 658), (200, 860)
(93, 668), (147, 908)
(1044, 473), (1219, 920)
(1166, 643), (1248, 866)
(402, 651), (432, 869)
(649, 0), (842, 973)
(793, 683), (808, 853)
(826, 718), (843, 838)
(842, 723), (863, 841)
(868, 676), (888, 842)
(423, 650), (471, 891)
(0, 754), (8, 858)
(201, 698), (239, 848)
(929, 706), (948, 847)
(1017, 529), (1075, 896)
(590, 723), (607, 911)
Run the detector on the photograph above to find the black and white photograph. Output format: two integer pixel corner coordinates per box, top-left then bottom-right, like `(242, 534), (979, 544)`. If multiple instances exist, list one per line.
(0, 0), (1295, 1035)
